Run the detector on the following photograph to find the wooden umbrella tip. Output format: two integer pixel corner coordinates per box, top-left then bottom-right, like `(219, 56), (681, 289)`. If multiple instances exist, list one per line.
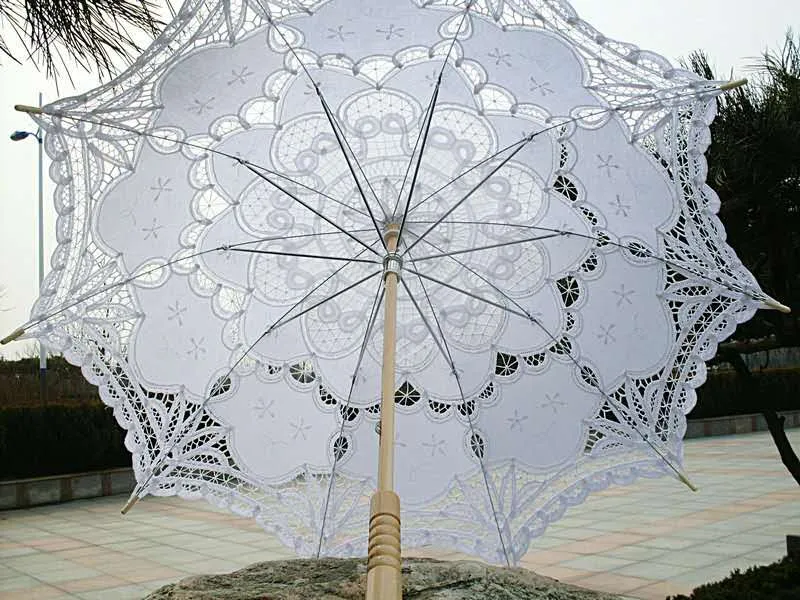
(0, 328), (26, 345)
(761, 298), (791, 314)
(14, 104), (43, 114)
(120, 492), (140, 515)
(678, 472), (699, 492)
(719, 78), (748, 92)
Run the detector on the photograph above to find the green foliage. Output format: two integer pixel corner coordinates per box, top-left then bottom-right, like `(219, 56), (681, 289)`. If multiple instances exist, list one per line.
(688, 33), (800, 345)
(0, 404), (130, 480)
(0, 0), (165, 80)
(0, 356), (98, 408)
(691, 368), (800, 419)
(667, 556), (800, 600)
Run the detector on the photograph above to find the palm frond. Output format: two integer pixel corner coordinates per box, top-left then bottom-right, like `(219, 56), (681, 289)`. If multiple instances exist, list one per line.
(0, 0), (164, 80)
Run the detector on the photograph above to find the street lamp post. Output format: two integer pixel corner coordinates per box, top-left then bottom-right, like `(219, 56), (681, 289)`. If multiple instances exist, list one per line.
(10, 92), (46, 403)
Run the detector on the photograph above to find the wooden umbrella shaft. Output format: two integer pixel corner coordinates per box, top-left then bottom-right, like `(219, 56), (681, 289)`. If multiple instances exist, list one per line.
(366, 225), (403, 600)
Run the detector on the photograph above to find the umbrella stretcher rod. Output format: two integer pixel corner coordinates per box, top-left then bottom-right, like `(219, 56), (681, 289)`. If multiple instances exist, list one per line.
(367, 223), (403, 600)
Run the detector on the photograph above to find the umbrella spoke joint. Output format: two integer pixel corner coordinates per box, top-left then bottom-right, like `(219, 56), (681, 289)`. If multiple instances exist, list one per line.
(382, 252), (403, 281)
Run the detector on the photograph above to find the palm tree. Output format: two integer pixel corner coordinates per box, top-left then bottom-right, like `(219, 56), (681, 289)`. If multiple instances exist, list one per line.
(0, 0), (166, 80)
(688, 32), (800, 484)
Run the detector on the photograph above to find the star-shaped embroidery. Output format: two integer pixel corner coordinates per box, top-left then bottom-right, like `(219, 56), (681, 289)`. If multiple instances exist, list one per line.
(541, 392), (565, 412)
(187, 97), (215, 115)
(290, 417), (312, 440)
(232, 152), (246, 170)
(507, 409), (529, 431)
(529, 77), (554, 96)
(488, 48), (512, 67)
(218, 246), (234, 261)
(167, 300), (187, 326)
(150, 177), (172, 202)
(304, 81), (323, 96)
(425, 68), (440, 88)
(120, 201), (138, 225)
(421, 434), (446, 457)
(141, 218), (164, 240)
(187, 337), (206, 359)
(253, 397), (276, 419)
(376, 24), (405, 40)
(613, 284), (635, 307)
(596, 324), (617, 345)
(266, 438), (288, 452)
(327, 25), (354, 41)
(597, 154), (620, 177)
(227, 66), (253, 85)
(610, 194), (631, 217)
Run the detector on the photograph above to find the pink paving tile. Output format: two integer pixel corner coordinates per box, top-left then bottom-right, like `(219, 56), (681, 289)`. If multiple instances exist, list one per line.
(70, 550), (133, 567)
(598, 533), (651, 546)
(118, 566), (189, 584)
(527, 564), (595, 583)
(551, 533), (650, 555)
(27, 539), (88, 551)
(50, 546), (110, 559)
(0, 585), (68, 599)
(681, 509), (738, 522)
(570, 572), (655, 595)
(520, 550), (584, 567)
(622, 524), (678, 536)
(628, 580), (693, 600)
(0, 543), (25, 550)
(25, 538), (60, 547)
(56, 574), (130, 593)
(734, 496), (787, 507)
(0, 431), (796, 600)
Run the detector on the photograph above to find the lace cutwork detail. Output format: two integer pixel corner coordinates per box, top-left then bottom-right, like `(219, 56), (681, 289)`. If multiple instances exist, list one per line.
(29, 0), (764, 565)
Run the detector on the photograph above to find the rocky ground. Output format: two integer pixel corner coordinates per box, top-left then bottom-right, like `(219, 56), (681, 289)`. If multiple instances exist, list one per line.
(144, 557), (621, 599)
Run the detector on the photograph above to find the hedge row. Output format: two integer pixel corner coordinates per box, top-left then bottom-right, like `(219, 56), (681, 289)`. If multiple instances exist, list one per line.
(0, 357), (97, 408)
(0, 405), (130, 481)
(668, 556), (800, 600)
(3, 357), (800, 417)
(1, 363), (799, 481)
(691, 367), (800, 419)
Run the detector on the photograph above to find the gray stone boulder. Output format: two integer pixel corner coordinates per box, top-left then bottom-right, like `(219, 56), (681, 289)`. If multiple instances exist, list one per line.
(144, 557), (620, 599)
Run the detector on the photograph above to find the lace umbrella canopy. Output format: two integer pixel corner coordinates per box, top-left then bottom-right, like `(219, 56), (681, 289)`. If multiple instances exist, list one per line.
(6, 0), (789, 572)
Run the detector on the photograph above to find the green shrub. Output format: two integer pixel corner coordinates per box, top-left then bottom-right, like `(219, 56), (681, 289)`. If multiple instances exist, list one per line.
(0, 356), (98, 408)
(690, 367), (800, 419)
(0, 404), (130, 480)
(667, 556), (800, 600)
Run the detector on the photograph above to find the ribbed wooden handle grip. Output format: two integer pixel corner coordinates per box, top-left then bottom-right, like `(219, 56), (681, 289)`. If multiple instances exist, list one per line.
(366, 490), (402, 599)
(368, 513), (401, 569)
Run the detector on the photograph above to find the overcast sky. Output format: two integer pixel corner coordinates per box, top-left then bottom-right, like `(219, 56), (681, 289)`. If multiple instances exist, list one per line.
(0, 0), (797, 358)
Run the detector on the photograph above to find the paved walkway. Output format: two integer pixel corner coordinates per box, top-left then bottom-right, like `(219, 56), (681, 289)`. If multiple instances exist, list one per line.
(1, 430), (798, 600)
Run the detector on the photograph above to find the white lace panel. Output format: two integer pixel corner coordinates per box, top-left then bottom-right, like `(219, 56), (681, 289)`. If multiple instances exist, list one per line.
(30, 0), (765, 564)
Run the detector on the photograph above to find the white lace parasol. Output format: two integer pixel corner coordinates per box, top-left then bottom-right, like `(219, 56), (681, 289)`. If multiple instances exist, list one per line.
(5, 0), (786, 572)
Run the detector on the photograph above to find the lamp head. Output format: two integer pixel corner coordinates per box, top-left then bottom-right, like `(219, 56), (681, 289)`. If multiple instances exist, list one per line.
(10, 131), (31, 141)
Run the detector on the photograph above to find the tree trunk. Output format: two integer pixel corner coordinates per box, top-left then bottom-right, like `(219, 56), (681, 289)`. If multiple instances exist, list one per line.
(719, 348), (800, 486)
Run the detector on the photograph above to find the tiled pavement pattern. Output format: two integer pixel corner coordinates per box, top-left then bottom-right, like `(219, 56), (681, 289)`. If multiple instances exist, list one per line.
(1, 430), (798, 600)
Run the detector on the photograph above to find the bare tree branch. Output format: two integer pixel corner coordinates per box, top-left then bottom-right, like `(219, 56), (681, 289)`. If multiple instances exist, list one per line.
(718, 347), (800, 486)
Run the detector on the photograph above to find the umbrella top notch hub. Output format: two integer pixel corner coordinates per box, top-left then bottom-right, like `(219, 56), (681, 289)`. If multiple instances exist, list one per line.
(382, 222), (401, 241)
